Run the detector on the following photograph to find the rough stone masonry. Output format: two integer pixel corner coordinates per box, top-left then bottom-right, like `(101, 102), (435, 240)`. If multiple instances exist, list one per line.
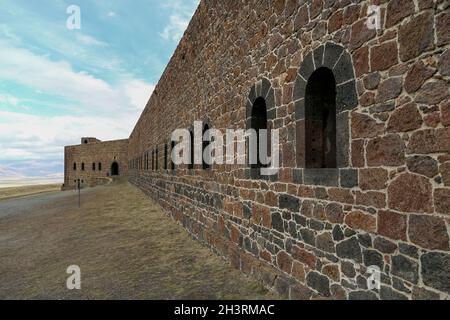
(66, 0), (450, 299)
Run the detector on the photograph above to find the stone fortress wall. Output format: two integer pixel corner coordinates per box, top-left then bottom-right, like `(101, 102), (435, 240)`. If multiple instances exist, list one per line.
(63, 138), (129, 189)
(68, 0), (450, 299)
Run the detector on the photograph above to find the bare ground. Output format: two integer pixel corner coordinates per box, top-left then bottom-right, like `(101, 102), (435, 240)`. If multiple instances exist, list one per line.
(0, 181), (278, 300)
(0, 184), (62, 201)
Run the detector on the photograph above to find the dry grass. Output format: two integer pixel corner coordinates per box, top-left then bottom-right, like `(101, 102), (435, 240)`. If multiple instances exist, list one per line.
(0, 184), (62, 200)
(0, 181), (278, 300)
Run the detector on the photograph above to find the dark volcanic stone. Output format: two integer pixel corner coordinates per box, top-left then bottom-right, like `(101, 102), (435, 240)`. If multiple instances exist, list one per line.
(391, 255), (419, 284)
(421, 252), (450, 294)
(336, 237), (362, 262)
(306, 271), (331, 297)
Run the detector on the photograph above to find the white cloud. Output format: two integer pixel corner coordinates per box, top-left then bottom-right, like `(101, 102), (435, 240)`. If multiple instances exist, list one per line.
(160, 14), (190, 42)
(75, 33), (109, 47)
(0, 111), (136, 163)
(124, 80), (155, 110)
(0, 94), (20, 106)
(0, 39), (153, 115)
(0, 39), (155, 181)
(159, 0), (200, 42)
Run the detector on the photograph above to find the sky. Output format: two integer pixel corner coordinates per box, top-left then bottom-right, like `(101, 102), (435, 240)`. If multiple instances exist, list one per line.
(0, 0), (200, 185)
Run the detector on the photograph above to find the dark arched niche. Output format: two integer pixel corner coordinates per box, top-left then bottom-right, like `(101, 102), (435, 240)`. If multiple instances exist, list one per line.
(294, 42), (358, 187)
(245, 77), (276, 180)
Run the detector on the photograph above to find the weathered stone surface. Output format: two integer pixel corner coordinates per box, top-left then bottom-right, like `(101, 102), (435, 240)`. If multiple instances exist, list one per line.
(306, 271), (330, 297)
(332, 225), (344, 242)
(351, 139), (364, 167)
(330, 283), (347, 300)
(355, 191), (386, 208)
(409, 215), (450, 250)
(340, 169), (358, 188)
(393, 277), (411, 294)
(291, 261), (306, 282)
(348, 290), (378, 300)
(328, 10), (343, 34)
(438, 49), (450, 77)
(363, 72), (380, 90)
(366, 134), (405, 166)
(380, 286), (409, 300)
(351, 112), (384, 139)
(359, 168), (388, 190)
(349, 19), (376, 50)
(279, 194), (300, 212)
(316, 232), (335, 253)
(363, 249), (383, 269)
(277, 250), (293, 274)
(375, 77), (403, 103)
(412, 286), (441, 300)
(441, 101), (450, 127)
(341, 260), (356, 278)
(377, 210), (407, 241)
(292, 246), (316, 269)
(271, 211), (284, 232)
(387, 103), (422, 132)
(386, 0), (415, 27)
(309, 0), (322, 19)
(387, 173), (433, 213)
(398, 12), (434, 61)
(336, 236), (362, 262)
(415, 80), (449, 105)
(392, 255), (419, 284)
(436, 12), (450, 46)
(374, 236), (398, 254)
(421, 252), (450, 294)
(322, 264), (340, 282)
(407, 128), (450, 154)
(336, 81), (358, 112)
(399, 243), (419, 259)
(274, 275), (290, 298)
(344, 210), (376, 233)
(325, 202), (344, 223)
(299, 228), (316, 246)
(405, 61), (436, 93)
(406, 155), (438, 178)
(290, 283), (313, 299)
(434, 188), (450, 215)
(369, 102), (395, 114)
(352, 46), (369, 77)
(371, 41), (398, 71)
(294, 5), (308, 30)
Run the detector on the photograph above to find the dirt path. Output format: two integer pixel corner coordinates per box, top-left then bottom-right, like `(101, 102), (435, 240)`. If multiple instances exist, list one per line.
(0, 181), (278, 300)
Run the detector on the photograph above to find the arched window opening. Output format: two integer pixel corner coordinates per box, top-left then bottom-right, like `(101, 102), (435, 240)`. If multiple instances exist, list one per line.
(250, 97), (268, 170)
(152, 150), (155, 171)
(305, 67), (337, 168)
(156, 147), (159, 170)
(111, 162), (119, 176)
(98, 163), (102, 171)
(164, 144), (168, 170)
(81, 163), (85, 171)
(92, 163), (96, 171)
(73, 163), (77, 171)
(171, 141), (175, 170)
(188, 129), (194, 170)
(202, 123), (211, 170)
